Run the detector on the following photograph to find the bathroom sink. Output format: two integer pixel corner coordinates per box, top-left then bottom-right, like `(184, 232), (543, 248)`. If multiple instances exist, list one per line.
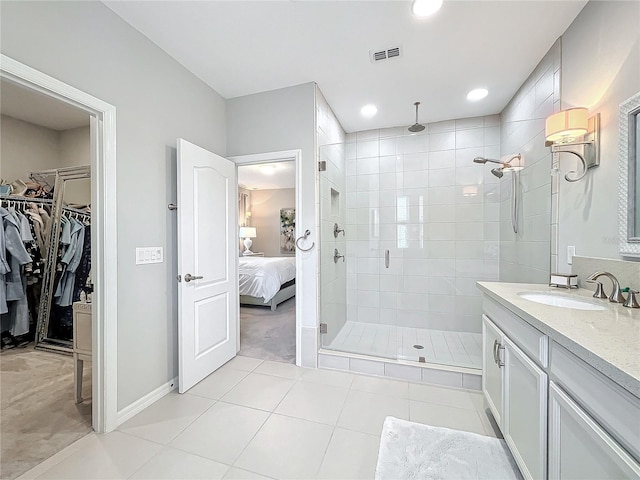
(517, 292), (606, 311)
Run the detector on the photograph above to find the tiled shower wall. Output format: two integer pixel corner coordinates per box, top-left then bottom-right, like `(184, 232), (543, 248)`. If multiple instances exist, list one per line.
(317, 88), (347, 346)
(344, 117), (501, 334)
(499, 39), (561, 282)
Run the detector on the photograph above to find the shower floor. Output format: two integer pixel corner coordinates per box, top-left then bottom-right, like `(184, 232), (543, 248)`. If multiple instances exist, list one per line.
(326, 321), (482, 370)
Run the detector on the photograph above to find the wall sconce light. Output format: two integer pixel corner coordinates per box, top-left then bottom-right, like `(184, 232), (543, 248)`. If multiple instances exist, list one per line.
(545, 107), (600, 182)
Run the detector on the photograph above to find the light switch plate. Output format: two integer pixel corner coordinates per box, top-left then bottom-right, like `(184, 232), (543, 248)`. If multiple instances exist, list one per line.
(567, 245), (576, 265)
(136, 247), (164, 265)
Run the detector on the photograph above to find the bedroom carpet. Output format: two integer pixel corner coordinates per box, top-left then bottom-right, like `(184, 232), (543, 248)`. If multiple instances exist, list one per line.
(375, 416), (521, 480)
(240, 297), (296, 364)
(0, 346), (92, 480)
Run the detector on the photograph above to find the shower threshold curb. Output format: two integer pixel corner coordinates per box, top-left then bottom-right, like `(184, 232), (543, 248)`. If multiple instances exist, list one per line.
(317, 349), (482, 391)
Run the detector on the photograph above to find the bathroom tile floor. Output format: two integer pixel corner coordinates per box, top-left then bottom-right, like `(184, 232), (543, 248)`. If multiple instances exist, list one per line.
(17, 356), (498, 480)
(326, 321), (483, 369)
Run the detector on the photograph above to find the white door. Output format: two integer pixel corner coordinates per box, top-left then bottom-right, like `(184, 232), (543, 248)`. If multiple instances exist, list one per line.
(177, 139), (237, 393)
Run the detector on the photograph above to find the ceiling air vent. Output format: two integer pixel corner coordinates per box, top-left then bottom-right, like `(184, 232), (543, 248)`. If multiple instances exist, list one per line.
(369, 46), (402, 63)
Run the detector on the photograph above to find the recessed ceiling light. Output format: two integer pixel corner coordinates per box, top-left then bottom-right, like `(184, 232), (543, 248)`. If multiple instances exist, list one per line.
(467, 88), (489, 101)
(360, 104), (378, 118)
(260, 164), (276, 175)
(412, 0), (443, 17)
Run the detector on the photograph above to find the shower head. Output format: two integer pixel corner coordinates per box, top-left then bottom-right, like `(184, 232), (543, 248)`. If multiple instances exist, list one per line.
(491, 167), (504, 179)
(408, 102), (425, 133)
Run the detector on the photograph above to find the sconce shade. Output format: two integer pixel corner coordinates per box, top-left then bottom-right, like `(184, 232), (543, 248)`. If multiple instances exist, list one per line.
(545, 108), (588, 143)
(238, 227), (256, 238)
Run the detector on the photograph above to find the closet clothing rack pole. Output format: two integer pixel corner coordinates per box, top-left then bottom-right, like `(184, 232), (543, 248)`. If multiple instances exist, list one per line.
(0, 196), (90, 220)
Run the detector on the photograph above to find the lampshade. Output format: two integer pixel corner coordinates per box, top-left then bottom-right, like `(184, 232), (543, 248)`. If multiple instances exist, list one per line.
(238, 227), (256, 239)
(545, 108), (588, 143)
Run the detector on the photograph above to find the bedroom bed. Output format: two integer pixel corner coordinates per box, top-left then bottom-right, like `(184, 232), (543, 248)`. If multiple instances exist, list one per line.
(239, 256), (296, 311)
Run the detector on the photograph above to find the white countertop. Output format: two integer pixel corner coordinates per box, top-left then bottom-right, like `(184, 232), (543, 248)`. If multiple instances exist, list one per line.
(477, 282), (640, 398)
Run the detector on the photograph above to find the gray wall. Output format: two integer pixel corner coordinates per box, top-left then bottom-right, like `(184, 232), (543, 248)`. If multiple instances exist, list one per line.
(1, 114), (62, 182)
(59, 126), (91, 205)
(226, 82), (318, 366)
(557, 1), (640, 267)
(249, 188), (296, 257)
(1, 1), (227, 410)
(1, 116), (91, 204)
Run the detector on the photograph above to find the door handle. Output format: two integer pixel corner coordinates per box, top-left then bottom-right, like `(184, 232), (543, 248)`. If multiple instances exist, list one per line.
(184, 273), (203, 282)
(385, 249), (390, 269)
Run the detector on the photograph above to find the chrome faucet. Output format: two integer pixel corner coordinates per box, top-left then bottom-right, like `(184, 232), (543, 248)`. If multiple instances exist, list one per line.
(333, 223), (345, 238)
(333, 249), (345, 264)
(587, 271), (626, 303)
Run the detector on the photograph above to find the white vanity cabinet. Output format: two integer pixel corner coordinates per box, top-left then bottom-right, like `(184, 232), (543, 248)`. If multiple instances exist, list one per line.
(503, 336), (547, 480)
(482, 315), (503, 428)
(548, 382), (640, 480)
(482, 304), (548, 480)
(481, 289), (640, 480)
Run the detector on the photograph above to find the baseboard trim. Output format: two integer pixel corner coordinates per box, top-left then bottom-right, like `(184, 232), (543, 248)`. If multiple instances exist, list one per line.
(116, 376), (178, 426)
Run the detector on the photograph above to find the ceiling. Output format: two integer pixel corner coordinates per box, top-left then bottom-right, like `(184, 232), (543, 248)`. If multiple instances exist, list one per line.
(238, 161), (295, 190)
(104, 1), (586, 133)
(1, 79), (89, 130)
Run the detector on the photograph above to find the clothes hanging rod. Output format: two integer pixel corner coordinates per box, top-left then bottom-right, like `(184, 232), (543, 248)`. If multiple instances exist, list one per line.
(1, 195), (54, 204)
(1, 195), (91, 217)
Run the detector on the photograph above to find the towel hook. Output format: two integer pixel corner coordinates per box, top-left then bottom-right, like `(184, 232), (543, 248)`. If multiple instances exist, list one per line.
(295, 229), (315, 252)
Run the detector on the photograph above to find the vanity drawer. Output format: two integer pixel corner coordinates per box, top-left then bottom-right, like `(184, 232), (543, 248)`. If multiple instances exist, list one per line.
(550, 341), (640, 462)
(483, 296), (548, 368)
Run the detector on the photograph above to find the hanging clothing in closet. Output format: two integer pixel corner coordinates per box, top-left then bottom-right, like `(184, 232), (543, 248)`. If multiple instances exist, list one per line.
(48, 211), (91, 341)
(0, 198), (90, 346)
(0, 207), (34, 339)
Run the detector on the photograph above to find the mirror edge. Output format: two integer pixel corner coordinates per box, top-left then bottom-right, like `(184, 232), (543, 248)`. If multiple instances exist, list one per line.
(619, 91), (640, 258)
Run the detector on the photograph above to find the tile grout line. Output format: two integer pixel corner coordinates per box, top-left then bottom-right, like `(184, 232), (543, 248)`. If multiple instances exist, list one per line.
(226, 372), (299, 473)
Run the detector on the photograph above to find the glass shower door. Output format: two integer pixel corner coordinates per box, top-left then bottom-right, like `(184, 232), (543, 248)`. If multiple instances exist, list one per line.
(318, 143), (347, 352)
(319, 142), (398, 359)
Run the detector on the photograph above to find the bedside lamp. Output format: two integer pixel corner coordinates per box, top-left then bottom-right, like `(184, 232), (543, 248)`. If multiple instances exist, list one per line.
(239, 227), (257, 254)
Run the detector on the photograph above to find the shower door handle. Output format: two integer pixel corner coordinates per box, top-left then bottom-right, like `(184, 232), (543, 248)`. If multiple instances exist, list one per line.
(384, 250), (390, 269)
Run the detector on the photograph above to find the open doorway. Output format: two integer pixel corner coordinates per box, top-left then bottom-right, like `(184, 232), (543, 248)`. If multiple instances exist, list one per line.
(0, 78), (96, 479)
(237, 159), (297, 364)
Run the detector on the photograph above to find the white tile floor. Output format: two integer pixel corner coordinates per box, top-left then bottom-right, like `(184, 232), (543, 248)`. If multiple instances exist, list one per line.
(18, 356), (498, 480)
(326, 321), (483, 369)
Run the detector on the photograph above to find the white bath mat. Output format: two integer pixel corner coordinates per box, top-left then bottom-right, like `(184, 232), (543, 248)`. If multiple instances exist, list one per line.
(375, 416), (522, 480)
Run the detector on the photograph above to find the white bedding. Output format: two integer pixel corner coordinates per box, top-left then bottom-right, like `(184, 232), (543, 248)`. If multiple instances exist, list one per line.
(239, 256), (296, 303)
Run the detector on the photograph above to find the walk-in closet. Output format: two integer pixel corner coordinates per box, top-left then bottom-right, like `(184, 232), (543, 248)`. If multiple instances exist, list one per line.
(0, 79), (94, 480)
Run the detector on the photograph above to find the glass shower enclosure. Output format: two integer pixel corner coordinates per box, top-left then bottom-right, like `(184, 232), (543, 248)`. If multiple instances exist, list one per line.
(319, 120), (501, 370)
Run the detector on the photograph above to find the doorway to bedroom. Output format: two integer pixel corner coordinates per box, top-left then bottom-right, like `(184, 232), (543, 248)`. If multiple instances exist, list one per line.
(237, 160), (297, 364)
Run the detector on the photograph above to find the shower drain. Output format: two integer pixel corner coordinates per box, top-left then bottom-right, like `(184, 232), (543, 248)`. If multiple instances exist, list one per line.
(413, 344), (424, 350)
